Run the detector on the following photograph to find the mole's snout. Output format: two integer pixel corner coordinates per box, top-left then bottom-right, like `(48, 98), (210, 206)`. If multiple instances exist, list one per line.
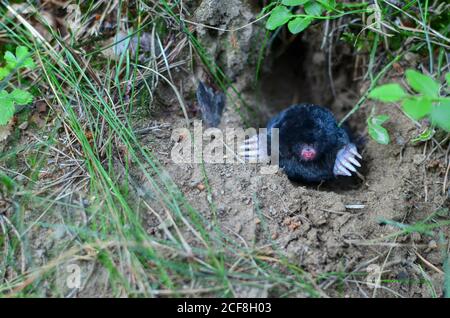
(300, 146), (317, 161)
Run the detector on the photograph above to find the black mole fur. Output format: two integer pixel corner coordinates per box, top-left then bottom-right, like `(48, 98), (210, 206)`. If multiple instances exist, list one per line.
(267, 104), (350, 183)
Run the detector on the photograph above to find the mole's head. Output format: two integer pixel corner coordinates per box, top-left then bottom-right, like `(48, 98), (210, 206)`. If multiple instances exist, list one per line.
(280, 118), (335, 161)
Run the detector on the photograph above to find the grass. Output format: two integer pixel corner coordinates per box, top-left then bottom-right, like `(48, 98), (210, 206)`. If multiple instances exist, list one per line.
(0, 0), (449, 298)
(0, 0), (323, 297)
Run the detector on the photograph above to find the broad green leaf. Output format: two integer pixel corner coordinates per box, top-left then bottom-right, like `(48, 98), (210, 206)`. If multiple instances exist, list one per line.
(319, 0), (336, 11)
(282, 0), (309, 5)
(3, 46), (35, 70)
(402, 96), (432, 120)
(304, 1), (323, 16)
(405, 69), (440, 98)
(0, 67), (10, 80)
(430, 100), (450, 132)
(15, 46), (29, 60)
(368, 83), (407, 102)
(368, 115), (390, 145)
(0, 91), (15, 126)
(266, 6), (293, 30)
(325, 0), (336, 8)
(4, 51), (17, 69)
(368, 124), (390, 144)
(371, 114), (389, 125)
(15, 46), (35, 69)
(11, 89), (33, 105)
(288, 16), (313, 34)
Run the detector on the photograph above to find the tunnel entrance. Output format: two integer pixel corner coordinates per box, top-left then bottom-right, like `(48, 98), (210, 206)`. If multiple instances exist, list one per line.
(257, 33), (333, 114)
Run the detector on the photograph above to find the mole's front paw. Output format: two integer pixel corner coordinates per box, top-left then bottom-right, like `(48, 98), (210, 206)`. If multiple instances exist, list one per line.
(239, 134), (269, 163)
(333, 144), (362, 177)
(239, 135), (260, 162)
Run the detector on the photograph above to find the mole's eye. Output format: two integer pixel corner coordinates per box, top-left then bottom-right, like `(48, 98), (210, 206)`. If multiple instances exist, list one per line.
(300, 146), (317, 161)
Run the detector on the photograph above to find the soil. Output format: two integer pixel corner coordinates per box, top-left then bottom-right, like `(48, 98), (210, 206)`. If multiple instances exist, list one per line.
(136, 0), (450, 297)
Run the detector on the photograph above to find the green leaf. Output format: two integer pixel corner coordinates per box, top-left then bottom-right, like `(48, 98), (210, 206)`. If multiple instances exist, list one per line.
(325, 0), (336, 8)
(0, 90), (15, 126)
(318, 0), (336, 11)
(368, 124), (390, 145)
(15, 46), (35, 69)
(266, 6), (293, 30)
(371, 114), (389, 125)
(15, 46), (29, 60)
(446, 72), (450, 87)
(4, 51), (17, 69)
(368, 115), (390, 145)
(368, 83), (407, 102)
(411, 128), (434, 144)
(10, 89), (33, 105)
(430, 100), (450, 132)
(0, 172), (15, 192)
(288, 16), (313, 34)
(304, 1), (323, 16)
(3, 46), (35, 70)
(405, 69), (440, 98)
(402, 96), (432, 120)
(0, 67), (10, 80)
(282, 0), (309, 5)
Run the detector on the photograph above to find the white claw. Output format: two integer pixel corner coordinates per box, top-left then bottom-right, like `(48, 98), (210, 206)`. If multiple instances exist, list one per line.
(340, 159), (357, 172)
(240, 150), (259, 157)
(346, 155), (361, 167)
(349, 146), (362, 159)
(240, 143), (258, 150)
(336, 163), (352, 176)
(240, 135), (259, 163)
(245, 136), (258, 144)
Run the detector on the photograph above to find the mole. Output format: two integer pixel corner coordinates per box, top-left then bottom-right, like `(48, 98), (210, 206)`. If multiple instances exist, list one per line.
(241, 104), (362, 183)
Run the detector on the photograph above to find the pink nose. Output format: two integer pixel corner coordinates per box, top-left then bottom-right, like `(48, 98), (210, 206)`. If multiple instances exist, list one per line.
(301, 148), (316, 160)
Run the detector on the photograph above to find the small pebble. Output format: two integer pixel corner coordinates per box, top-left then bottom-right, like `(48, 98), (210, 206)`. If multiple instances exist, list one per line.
(428, 240), (437, 249)
(18, 121), (28, 130)
(345, 204), (365, 210)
